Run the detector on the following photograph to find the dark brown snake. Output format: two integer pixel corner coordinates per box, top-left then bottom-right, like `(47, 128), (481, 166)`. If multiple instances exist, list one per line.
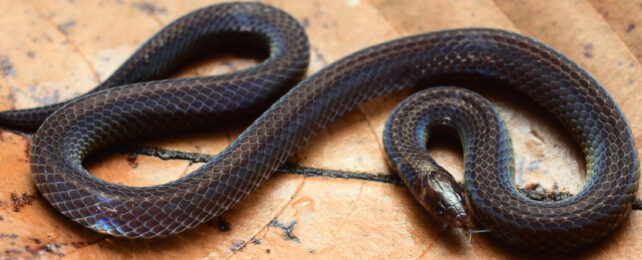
(0, 2), (638, 253)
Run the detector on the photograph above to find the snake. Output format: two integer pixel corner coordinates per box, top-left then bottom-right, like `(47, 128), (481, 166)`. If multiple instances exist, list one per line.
(0, 2), (638, 253)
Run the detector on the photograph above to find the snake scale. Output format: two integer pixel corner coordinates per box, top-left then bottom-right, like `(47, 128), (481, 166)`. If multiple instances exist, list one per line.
(0, 2), (638, 253)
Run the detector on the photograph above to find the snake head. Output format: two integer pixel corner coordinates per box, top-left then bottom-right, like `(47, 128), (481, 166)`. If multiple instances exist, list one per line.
(413, 169), (471, 230)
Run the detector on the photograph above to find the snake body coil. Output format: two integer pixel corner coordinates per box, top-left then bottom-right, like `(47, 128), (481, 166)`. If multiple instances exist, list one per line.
(0, 2), (638, 253)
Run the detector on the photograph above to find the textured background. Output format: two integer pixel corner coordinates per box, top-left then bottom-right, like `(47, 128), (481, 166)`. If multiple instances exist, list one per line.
(0, 0), (640, 259)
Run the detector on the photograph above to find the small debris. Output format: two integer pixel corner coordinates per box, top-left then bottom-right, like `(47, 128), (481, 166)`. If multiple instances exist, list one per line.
(46, 243), (60, 252)
(11, 192), (36, 212)
(518, 184), (572, 202)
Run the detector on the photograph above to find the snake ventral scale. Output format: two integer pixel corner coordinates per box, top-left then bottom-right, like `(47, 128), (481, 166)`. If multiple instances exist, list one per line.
(0, 2), (638, 254)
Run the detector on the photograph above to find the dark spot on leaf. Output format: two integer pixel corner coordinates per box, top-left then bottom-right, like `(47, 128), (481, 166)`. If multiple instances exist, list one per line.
(70, 241), (87, 249)
(269, 218), (300, 243)
(24, 243), (65, 257)
(132, 2), (167, 16)
(583, 42), (594, 59)
(626, 24), (636, 33)
(57, 20), (76, 35)
(312, 46), (328, 67)
(71, 236), (106, 249)
(230, 241), (246, 252)
(0, 233), (19, 239)
(1, 55), (16, 76)
(301, 17), (310, 28)
(4, 249), (22, 255)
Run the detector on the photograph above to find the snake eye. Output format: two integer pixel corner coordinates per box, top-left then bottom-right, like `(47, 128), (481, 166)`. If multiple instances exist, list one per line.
(436, 201), (446, 216)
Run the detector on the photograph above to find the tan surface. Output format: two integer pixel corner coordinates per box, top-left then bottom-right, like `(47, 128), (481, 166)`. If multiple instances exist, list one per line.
(0, 0), (640, 259)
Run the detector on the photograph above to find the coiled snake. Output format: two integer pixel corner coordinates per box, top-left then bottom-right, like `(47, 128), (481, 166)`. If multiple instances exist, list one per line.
(0, 2), (638, 253)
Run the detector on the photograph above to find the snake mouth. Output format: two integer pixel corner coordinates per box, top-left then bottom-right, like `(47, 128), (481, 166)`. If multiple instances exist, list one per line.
(450, 214), (472, 229)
